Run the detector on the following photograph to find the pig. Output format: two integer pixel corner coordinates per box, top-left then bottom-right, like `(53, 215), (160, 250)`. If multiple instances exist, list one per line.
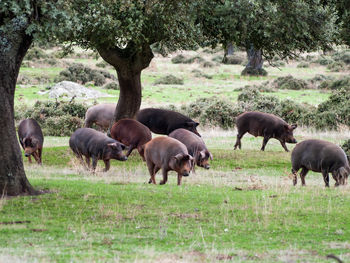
(110, 119), (152, 160)
(143, 137), (193, 185)
(84, 103), (116, 131)
(69, 128), (127, 171)
(291, 139), (350, 187)
(169, 128), (212, 170)
(18, 119), (44, 165)
(136, 108), (200, 136)
(234, 111), (297, 152)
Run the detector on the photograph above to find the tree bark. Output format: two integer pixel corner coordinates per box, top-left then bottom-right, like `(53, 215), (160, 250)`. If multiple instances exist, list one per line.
(97, 43), (154, 133)
(0, 30), (37, 196)
(241, 45), (267, 76)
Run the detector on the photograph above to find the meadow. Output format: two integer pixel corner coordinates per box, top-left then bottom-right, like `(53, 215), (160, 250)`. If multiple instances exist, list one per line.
(1, 47), (350, 262)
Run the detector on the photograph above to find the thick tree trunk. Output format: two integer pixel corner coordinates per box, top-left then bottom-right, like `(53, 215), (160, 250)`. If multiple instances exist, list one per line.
(0, 31), (37, 196)
(97, 44), (154, 133)
(241, 45), (267, 76)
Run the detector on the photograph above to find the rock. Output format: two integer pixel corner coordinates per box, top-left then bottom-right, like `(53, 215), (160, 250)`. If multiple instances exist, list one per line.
(46, 81), (113, 99)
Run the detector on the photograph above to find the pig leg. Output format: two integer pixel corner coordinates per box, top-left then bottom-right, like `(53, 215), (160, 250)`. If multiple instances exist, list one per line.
(85, 156), (91, 168)
(38, 148), (42, 165)
(103, 160), (111, 172)
(147, 161), (157, 184)
(234, 132), (246, 150)
(32, 151), (40, 164)
(292, 168), (299, 186)
(126, 145), (135, 157)
(322, 171), (330, 187)
(300, 167), (309, 186)
(260, 136), (271, 151)
(160, 169), (168, 185)
(331, 171), (340, 187)
(28, 155), (32, 164)
(279, 141), (289, 152)
(92, 157), (98, 171)
(177, 174), (182, 186)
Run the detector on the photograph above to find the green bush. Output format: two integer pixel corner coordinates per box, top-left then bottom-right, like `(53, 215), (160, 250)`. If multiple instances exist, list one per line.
(201, 61), (215, 68)
(272, 75), (309, 90)
(96, 61), (108, 68)
(297, 62), (310, 68)
(154, 74), (184, 85)
(315, 57), (334, 65)
(171, 54), (188, 64)
(222, 54), (245, 65)
(171, 54), (204, 64)
(24, 47), (47, 60)
(191, 69), (212, 79)
(341, 139), (350, 160)
(103, 81), (120, 90)
(318, 76), (350, 91)
(241, 67), (267, 76)
(15, 100), (88, 136)
(331, 50), (350, 65)
(181, 97), (238, 129)
(55, 63), (116, 86)
(327, 61), (346, 72)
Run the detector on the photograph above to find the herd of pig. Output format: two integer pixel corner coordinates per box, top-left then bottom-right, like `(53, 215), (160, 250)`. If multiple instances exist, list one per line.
(18, 104), (350, 187)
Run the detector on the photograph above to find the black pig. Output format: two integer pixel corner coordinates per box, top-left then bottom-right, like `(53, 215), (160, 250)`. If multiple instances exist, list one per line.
(136, 108), (200, 136)
(69, 128), (127, 171)
(291, 139), (350, 187)
(234, 111), (297, 152)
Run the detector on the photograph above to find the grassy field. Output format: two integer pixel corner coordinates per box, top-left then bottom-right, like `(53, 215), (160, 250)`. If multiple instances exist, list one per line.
(2, 47), (350, 262)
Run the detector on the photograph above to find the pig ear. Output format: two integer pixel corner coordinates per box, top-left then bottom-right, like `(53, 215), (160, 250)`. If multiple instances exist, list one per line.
(120, 143), (126, 150)
(200, 150), (206, 159)
(107, 142), (118, 148)
(291, 124), (297, 130)
(173, 153), (183, 162)
(186, 121), (199, 127)
(194, 122), (199, 127)
(184, 154), (193, 161)
(209, 152), (213, 160)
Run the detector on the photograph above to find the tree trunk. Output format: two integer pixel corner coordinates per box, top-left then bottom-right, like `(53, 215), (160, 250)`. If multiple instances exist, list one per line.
(97, 44), (154, 133)
(0, 31), (37, 196)
(241, 45), (267, 76)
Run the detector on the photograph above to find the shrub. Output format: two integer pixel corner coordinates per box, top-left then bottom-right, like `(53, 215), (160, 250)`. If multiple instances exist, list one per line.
(327, 61), (346, 72)
(315, 57), (334, 65)
(318, 76), (350, 91)
(241, 67), (268, 76)
(331, 50), (350, 64)
(211, 55), (223, 63)
(341, 139), (350, 160)
(201, 61), (215, 68)
(191, 69), (212, 79)
(297, 62), (310, 68)
(15, 100), (89, 136)
(103, 81), (120, 90)
(271, 75), (309, 90)
(222, 54), (245, 65)
(24, 47), (47, 60)
(171, 54), (188, 64)
(96, 61), (108, 68)
(270, 60), (286, 67)
(55, 63), (116, 86)
(154, 75), (184, 85)
(181, 97), (238, 129)
(186, 55), (205, 64)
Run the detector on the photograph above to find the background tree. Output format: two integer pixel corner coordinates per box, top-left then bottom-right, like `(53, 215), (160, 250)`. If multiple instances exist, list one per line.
(0, 0), (67, 195)
(198, 0), (338, 75)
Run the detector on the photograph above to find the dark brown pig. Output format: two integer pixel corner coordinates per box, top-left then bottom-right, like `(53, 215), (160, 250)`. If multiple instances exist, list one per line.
(291, 139), (350, 187)
(84, 103), (116, 131)
(69, 128), (127, 171)
(143, 137), (193, 185)
(110, 119), (152, 160)
(169, 128), (212, 170)
(18, 119), (44, 165)
(136, 108), (200, 136)
(234, 111), (297, 152)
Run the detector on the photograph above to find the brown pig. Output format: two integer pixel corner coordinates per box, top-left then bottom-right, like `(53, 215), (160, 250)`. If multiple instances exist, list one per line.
(143, 137), (193, 185)
(234, 111), (297, 152)
(84, 103), (116, 131)
(110, 119), (152, 160)
(18, 119), (44, 165)
(69, 128), (127, 171)
(291, 139), (350, 187)
(169, 128), (212, 170)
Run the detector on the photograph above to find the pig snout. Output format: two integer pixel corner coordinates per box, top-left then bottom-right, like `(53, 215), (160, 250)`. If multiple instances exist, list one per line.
(119, 155), (128, 161)
(204, 164), (210, 169)
(24, 153), (30, 157)
(182, 171), (190, 177)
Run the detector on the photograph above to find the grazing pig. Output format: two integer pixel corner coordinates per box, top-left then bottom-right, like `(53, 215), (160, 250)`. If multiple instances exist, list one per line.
(69, 128), (127, 171)
(18, 119), (44, 165)
(169, 128), (212, 170)
(84, 103), (116, 131)
(136, 108), (200, 136)
(110, 119), (152, 160)
(234, 111), (297, 152)
(143, 137), (193, 185)
(291, 139), (350, 187)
